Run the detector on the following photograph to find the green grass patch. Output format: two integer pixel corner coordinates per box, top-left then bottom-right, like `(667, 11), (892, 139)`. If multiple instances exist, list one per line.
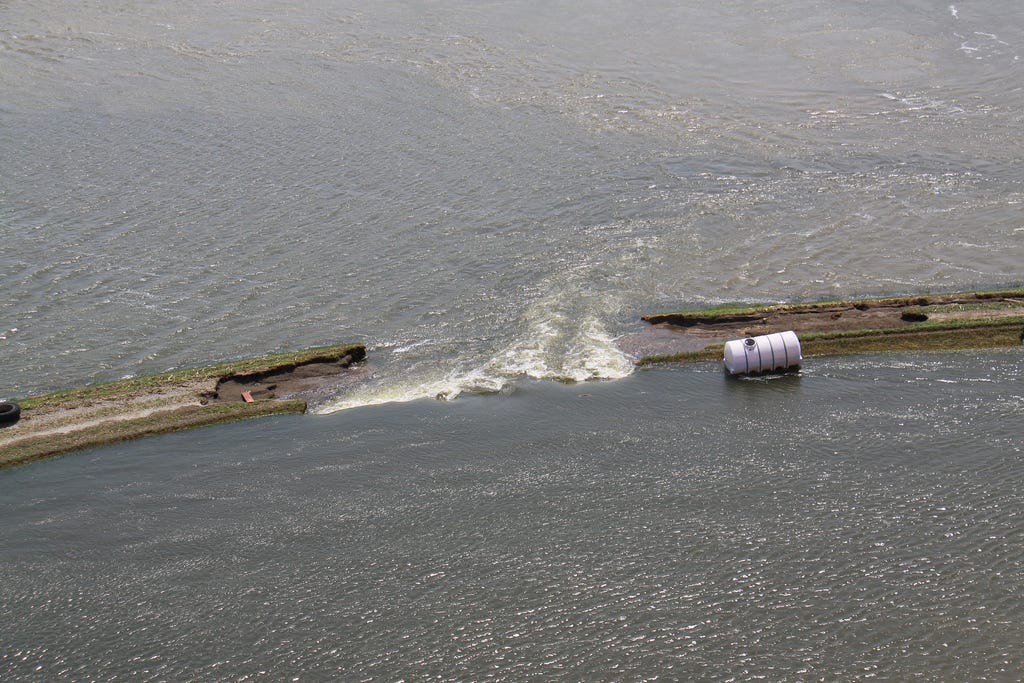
(798, 319), (1024, 355)
(798, 315), (1024, 340)
(643, 288), (1024, 322)
(902, 300), (1024, 317)
(637, 343), (726, 366)
(663, 301), (768, 316)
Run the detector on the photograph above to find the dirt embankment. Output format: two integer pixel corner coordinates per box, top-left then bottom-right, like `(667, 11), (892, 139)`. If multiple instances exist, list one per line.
(621, 290), (1024, 360)
(0, 344), (367, 468)
(209, 353), (368, 405)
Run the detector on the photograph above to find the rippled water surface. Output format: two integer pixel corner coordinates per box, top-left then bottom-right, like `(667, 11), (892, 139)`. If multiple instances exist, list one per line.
(4, 354), (1024, 680)
(2, 0), (1024, 679)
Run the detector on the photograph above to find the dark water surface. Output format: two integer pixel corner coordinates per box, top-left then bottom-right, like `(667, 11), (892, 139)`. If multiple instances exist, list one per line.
(3, 0), (1022, 402)
(3, 352), (1024, 680)
(3, 0), (1024, 679)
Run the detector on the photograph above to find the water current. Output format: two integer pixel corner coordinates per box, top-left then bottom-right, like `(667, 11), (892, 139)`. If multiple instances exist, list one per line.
(2, 1), (1023, 680)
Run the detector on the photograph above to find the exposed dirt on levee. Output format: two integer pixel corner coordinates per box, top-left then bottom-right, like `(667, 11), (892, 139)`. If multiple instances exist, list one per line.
(209, 355), (370, 405)
(0, 345), (368, 466)
(619, 291), (1024, 360)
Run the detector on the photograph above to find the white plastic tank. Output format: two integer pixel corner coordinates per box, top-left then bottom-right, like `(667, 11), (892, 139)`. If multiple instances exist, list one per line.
(723, 330), (802, 375)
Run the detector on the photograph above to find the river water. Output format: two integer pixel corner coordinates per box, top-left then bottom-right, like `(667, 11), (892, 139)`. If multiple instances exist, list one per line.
(2, 1), (1023, 680)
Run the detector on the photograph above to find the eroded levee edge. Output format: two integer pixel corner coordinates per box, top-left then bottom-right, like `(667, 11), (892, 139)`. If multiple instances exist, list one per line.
(0, 344), (366, 469)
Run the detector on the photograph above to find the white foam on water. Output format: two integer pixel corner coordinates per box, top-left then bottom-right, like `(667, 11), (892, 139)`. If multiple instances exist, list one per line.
(315, 311), (636, 414)
(314, 365), (507, 413)
(316, 224), (650, 414)
(392, 339), (434, 355)
(487, 311), (635, 383)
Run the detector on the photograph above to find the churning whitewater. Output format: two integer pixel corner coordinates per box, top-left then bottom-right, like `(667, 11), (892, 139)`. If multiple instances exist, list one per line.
(316, 295), (637, 413)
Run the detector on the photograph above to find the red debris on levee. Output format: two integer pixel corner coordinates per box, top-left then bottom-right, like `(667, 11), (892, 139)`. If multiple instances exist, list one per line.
(241, 391), (254, 403)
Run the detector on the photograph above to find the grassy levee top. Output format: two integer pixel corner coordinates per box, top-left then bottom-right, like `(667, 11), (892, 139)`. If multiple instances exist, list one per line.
(637, 288), (1024, 365)
(0, 343), (365, 469)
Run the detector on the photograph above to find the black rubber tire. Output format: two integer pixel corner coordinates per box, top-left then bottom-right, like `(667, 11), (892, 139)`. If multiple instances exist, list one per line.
(0, 401), (21, 426)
